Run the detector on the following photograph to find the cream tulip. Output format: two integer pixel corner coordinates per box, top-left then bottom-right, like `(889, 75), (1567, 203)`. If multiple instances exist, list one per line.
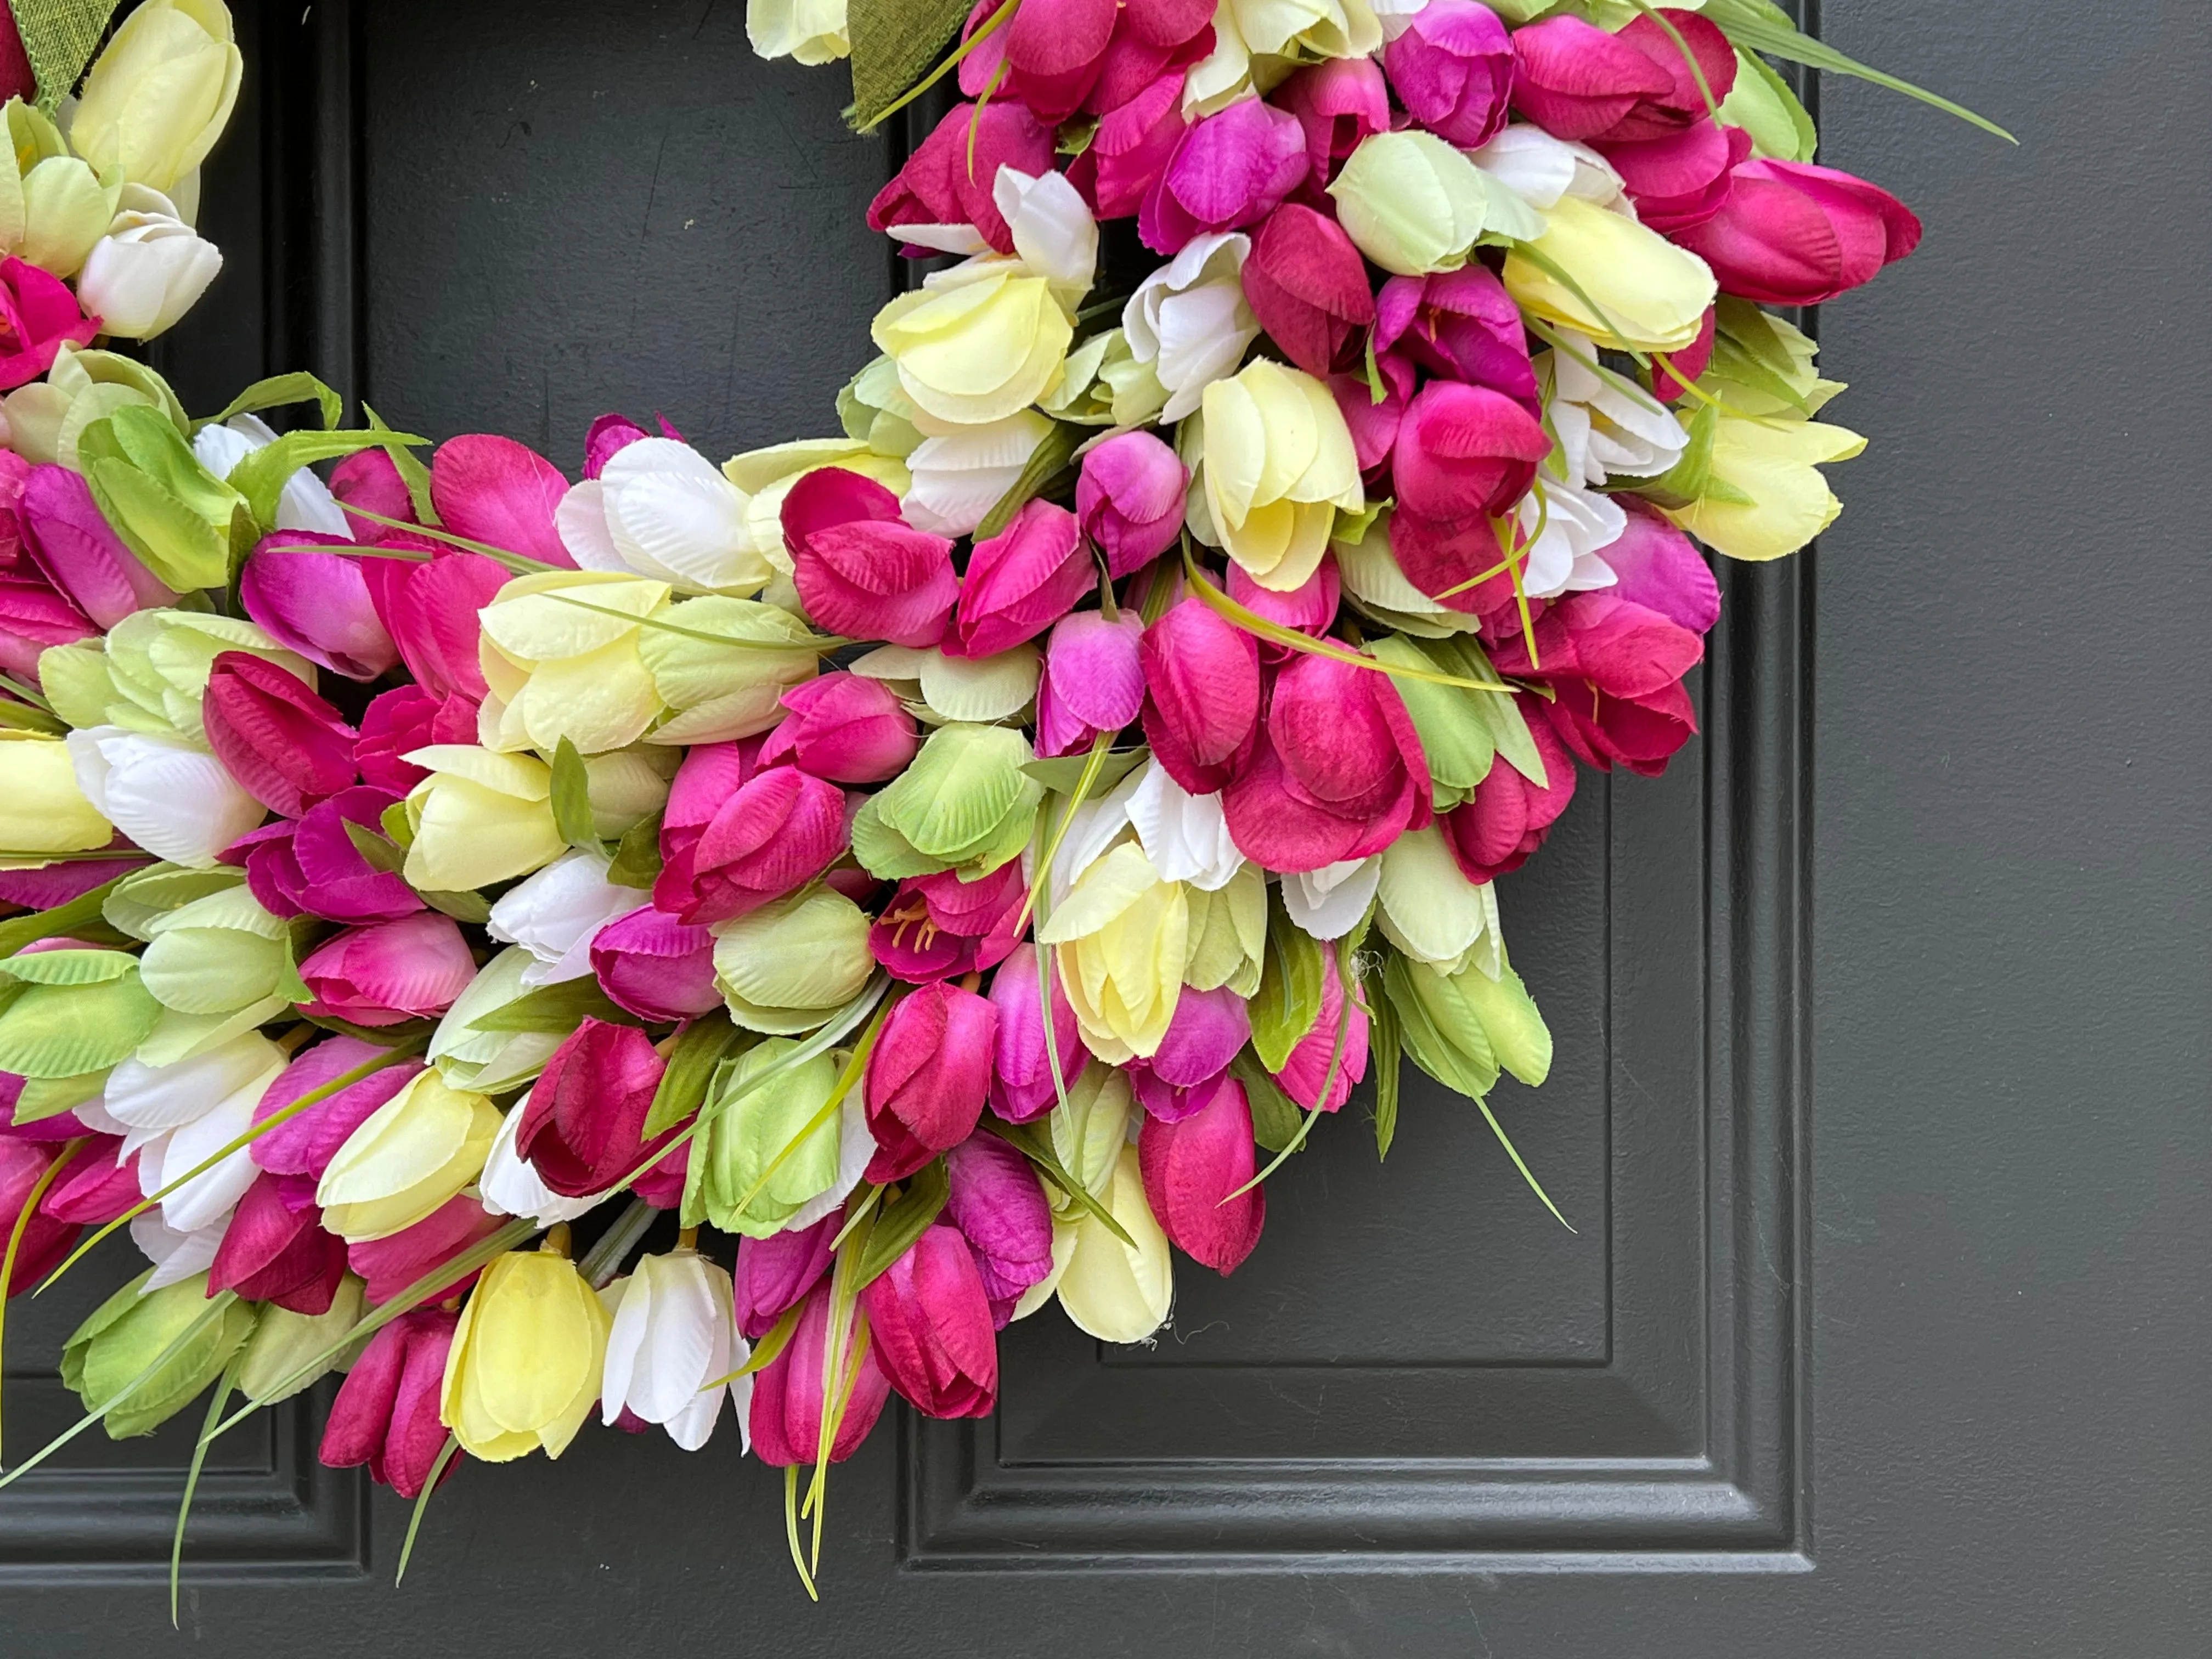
(1055, 1144), (1173, 1342)
(1037, 840), (1189, 1063)
(317, 1069), (501, 1243)
(1503, 195), (1717, 354)
(1192, 359), (1364, 592)
(0, 730), (112, 856)
(71, 0), (244, 197)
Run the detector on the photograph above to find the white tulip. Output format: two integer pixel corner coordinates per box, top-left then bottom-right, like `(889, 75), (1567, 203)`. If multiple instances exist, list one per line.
(994, 167), (1098, 301)
(1126, 759), (1245, 892)
(1122, 232), (1260, 422)
(189, 412), (349, 535)
(65, 725), (264, 868)
(1469, 125), (1629, 215)
(1543, 328), (1689, 487)
(105, 1033), (285, 1233)
(599, 1249), (749, 1452)
(486, 847), (635, 989)
(901, 411), (1051, 537)
(131, 1209), (228, 1290)
(556, 437), (773, 595)
(76, 184), (221, 340)
(478, 1099), (612, 1227)
(1517, 478), (1628, 600)
(1281, 856), (1382, 941)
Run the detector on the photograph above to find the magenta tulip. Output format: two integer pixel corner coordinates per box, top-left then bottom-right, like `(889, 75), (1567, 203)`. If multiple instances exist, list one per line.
(1601, 501), (1720, 634)
(863, 981), (998, 1182)
(1489, 592), (1703, 777)
(949, 498), (1090, 658)
(582, 411), (680, 478)
(1602, 119), (1752, 234)
(1329, 358), (1413, 484)
(1003, 0), (1117, 120)
(353, 685), (478, 793)
(208, 1170), (348, 1313)
(1275, 57), (1390, 193)
(1035, 607), (1144, 758)
(1390, 380), (1552, 527)
(1140, 596), (1261, 795)
(1138, 1073), (1265, 1271)
(1127, 984), (1250, 1121)
(732, 1215), (838, 1339)
(347, 1195), (504, 1304)
(428, 434), (574, 568)
(867, 101), (1057, 253)
(784, 468), (960, 648)
(758, 672), (918, 783)
(590, 904), (721, 1022)
(1, 1139), (79, 1293)
(861, 1220), (999, 1417)
(1226, 555), (1339, 662)
(239, 539), (399, 680)
(870, 860), (1028, 984)
(1222, 652), (1432, 872)
(1139, 94), (1310, 255)
(1272, 948), (1369, 1111)
(516, 1018), (676, 1197)
(0, 257), (96, 388)
(1383, 0), (1513, 146)
(1510, 9), (1735, 144)
(657, 737), (759, 865)
(1075, 430), (1185, 578)
(329, 449), (417, 541)
(250, 1037), (425, 1183)
(1440, 701), (1578, 883)
(0, 565), (92, 678)
(651, 762), (849, 927)
(202, 648), (359, 817)
(1240, 203), (1375, 380)
(1082, 15), (1211, 118)
(18, 461), (173, 627)
(319, 1307), (460, 1497)
(943, 1133), (1053, 1326)
(748, 1280), (893, 1466)
(1070, 69), (1187, 220)
(0, 856), (144, 913)
(232, 785), (423, 923)
(361, 550), (512, 702)
(630, 1135), (691, 1211)
(1373, 266), (1539, 413)
(40, 1137), (140, 1223)
(1671, 157), (1923, 305)
(299, 913), (477, 1027)
(986, 943), (1086, 1123)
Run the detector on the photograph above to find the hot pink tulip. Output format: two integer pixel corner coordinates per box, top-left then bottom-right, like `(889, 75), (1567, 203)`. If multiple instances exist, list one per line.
(1082, 14), (1211, 117)
(250, 1037), (425, 1186)
(784, 467), (960, 648)
(1069, 69), (1187, 220)
(1510, 9), (1734, 144)
(1601, 501), (1721, 634)
(1490, 592), (1704, 777)
(1003, 0), (1117, 120)
(319, 1307), (460, 1497)
(1226, 555), (1339, 662)
(0, 257), (96, 388)
(950, 499), (1089, 658)
(1602, 119), (1752, 234)
(651, 762), (849, 927)
(1390, 380), (1552, 527)
(362, 550), (511, 702)
(1240, 203), (1375, 380)
(863, 981), (998, 1182)
(1276, 57), (1390, 193)
(208, 1170), (348, 1313)
(203, 649), (359, 817)
(867, 101), (1057, 253)
(517, 1018), (676, 1197)
(1036, 607), (1144, 758)
(590, 904), (721, 1022)
(1127, 984), (1250, 1121)
(1140, 596), (1261, 795)
(1384, 0), (1513, 146)
(1222, 652), (1432, 872)
(18, 461), (174, 628)
(1373, 266), (1538, 414)
(428, 434), (574, 568)
(0, 565), (92, 679)
(1139, 95), (1310, 255)
(943, 1133), (1053, 1327)
(1272, 947), (1369, 1111)
(1440, 701), (1577, 883)
(231, 785), (422, 923)
(1, 1138), (79, 1293)
(732, 1214), (838, 1339)
(353, 685), (478, 793)
(1671, 157), (1922, 305)
(1329, 359), (1414, 488)
(239, 538), (400, 680)
(329, 448), (417, 539)
(582, 411), (680, 478)
(657, 736), (759, 860)
(0, 856), (144, 914)
(1138, 1072), (1265, 1271)
(749, 1279), (893, 1466)
(870, 860), (1028, 984)
(1075, 430), (1185, 578)
(986, 943), (1085, 1123)
(298, 912), (477, 1026)
(758, 672), (918, 783)
(348, 1195), (504, 1304)
(39, 1137), (139, 1223)
(861, 1220), (999, 1417)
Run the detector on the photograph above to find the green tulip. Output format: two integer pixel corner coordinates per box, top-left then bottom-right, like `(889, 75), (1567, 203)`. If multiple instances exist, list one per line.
(710, 888), (874, 1034)
(75, 403), (250, 593)
(682, 1035), (847, 1236)
(62, 1269), (258, 1439)
(237, 1276), (368, 1404)
(1328, 129), (1543, 277)
(850, 721), (1042, 880)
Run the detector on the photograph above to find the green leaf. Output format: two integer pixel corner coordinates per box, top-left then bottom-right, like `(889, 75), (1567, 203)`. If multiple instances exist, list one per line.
(848, 0), (990, 129)
(1367, 635), (1495, 795)
(1022, 747), (1148, 797)
(1458, 958), (1552, 1087)
(379, 800), (415, 850)
(975, 420), (1081, 540)
(228, 430), (430, 536)
(395, 1434), (461, 1587)
(465, 975), (627, 1035)
(550, 737), (599, 851)
(606, 813), (663, 890)
(340, 819), (408, 876)
(195, 373), (345, 435)
(0, 873), (132, 958)
(643, 1014), (742, 1139)
(1385, 955), (1499, 1103)
(0, 972), (163, 1077)
(418, 888), (493, 924)
(1370, 979), (1402, 1161)
(1719, 44), (1818, 162)
(12, 1068), (109, 1125)
(364, 404), (440, 526)
(851, 1161), (950, 1290)
(1700, 0), (2015, 142)
(0, 947), (138, 985)
(1248, 895), (1324, 1073)
(1230, 1051), (1304, 1154)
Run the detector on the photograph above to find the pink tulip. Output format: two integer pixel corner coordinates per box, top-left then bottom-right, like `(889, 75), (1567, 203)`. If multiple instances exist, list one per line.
(1222, 652), (1432, 872)
(861, 1220), (998, 1417)
(250, 1038), (423, 1185)
(1075, 430), (1185, 578)
(516, 1018), (676, 1197)
(870, 860), (1028, 984)
(986, 943), (1085, 1123)
(1127, 984), (1250, 1121)
(950, 499), (1088, 658)
(1329, 358), (1414, 488)
(202, 649), (359, 818)
(863, 981), (998, 1182)
(1390, 380), (1552, 527)
(867, 101), (1057, 253)
(1140, 596), (1261, 794)
(0, 257), (96, 388)
(1650, 306), (1717, 402)
(658, 736), (760, 860)
(40, 1137), (140, 1223)
(1120, 0), (1214, 48)
(208, 1170), (348, 1313)
(1, 1139), (79, 1293)
(630, 1135), (691, 1211)
(1601, 501), (1720, 634)
(590, 904), (721, 1022)
(1489, 592), (1703, 777)
(1240, 203), (1375, 380)
(348, 1196), (504, 1304)
(319, 1307), (461, 1497)
(0, 1069), (96, 1140)
(0, 568), (92, 678)
(329, 448), (417, 541)
(1440, 701), (1578, 883)
(1383, 0), (1513, 147)
(758, 672), (918, 783)
(361, 550), (511, 701)
(298, 913), (476, 1026)
(352, 686), (479, 793)
(1602, 119), (1752, 234)
(1226, 555), (1339, 662)
(749, 1279), (893, 1466)
(1082, 14), (1212, 117)
(1138, 1073), (1265, 1271)
(783, 468), (959, 648)
(732, 1215), (838, 1338)
(1003, 0), (1117, 120)
(1036, 607), (1144, 757)
(1373, 266), (1538, 413)
(1671, 157), (1922, 305)
(582, 411), (680, 478)
(943, 1133), (1052, 1326)
(1140, 95), (1310, 255)
(1069, 69), (1187, 220)
(0, 855), (144, 913)
(1276, 57), (1390, 196)
(239, 538), (399, 680)
(651, 762), (849, 927)
(1510, 9), (1735, 144)
(428, 434), (574, 567)
(18, 461), (174, 628)
(1272, 948), (1368, 1111)
(232, 785), (422, 923)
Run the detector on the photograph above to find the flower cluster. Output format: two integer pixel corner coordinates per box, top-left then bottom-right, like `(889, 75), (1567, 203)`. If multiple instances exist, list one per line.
(0, 0), (1963, 1584)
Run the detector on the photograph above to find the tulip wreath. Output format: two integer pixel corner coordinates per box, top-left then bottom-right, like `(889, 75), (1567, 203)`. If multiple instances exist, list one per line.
(0, 0), (2002, 1603)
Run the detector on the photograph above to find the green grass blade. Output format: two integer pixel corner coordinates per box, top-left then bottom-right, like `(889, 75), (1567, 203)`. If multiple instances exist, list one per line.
(170, 1362), (236, 1627)
(1475, 1096), (1575, 1233)
(396, 1435), (461, 1585)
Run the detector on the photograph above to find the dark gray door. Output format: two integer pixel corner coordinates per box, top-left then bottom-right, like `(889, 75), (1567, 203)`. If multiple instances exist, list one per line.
(5, 2), (2205, 1653)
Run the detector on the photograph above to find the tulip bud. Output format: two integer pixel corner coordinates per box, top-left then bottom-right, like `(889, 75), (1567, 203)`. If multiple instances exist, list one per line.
(851, 721), (1042, 881)
(75, 186), (222, 339)
(1670, 157), (1921, 306)
(201, 648), (357, 817)
(1391, 379), (1552, 526)
(362, 551), (510, 702)
(590, 904), (721, 1022)
(1139, 597), (1260, 795)
(353, 687), (477, 794)
(249, 1036), (423, 1183)
(867, 101), (1056, 254)
(949, 500), (1088, 659)
(1000, 0), (1115, 119)
(207, 1170), (348, 1313)
(298, 912), (478, 1027)
(1511, 9), (1734, 144)
(1275, 57), (1391, 187)
(39, 1138), (140, 1223)
(0, 729), (111, 856)
(63, 1267), (257, 1438)
(347, 1194), (504, 1304)
(710, 887), (875, 1035)
(319, 1306), (459, 1496)
(1120, 229), (1257, 423)
(1239, 204), (1374, 381)
(1, 1137), (80, 1291)
(1225, 557), (1339, 662)
(1327, 130), (1540, 278)
(1195, 358), (1364, 591)
(475, 571), (669, 757)
(869, 861), (1027, 984)
(863, 981), (998, 1182)
(758, 671), (917, 783)
(71, 0), (244, 196)
(400, 745), (567, 893)
(1075, 430), (1186, 578)
(1438, 712), (1577, 884)
(783, 467), (959, 648)
(1138, 1073), (1264, 1271)
(870, 247), (1079, 429)
(317, 1069), (501, 1243)
(694, 1041), (853, 1238)
(601, 1248), (747, 1449)
(481, 848), (633, 991)
(1502, 195), (1716, 356)
(428, 948), (570, 1095)
(233, 785), (420, 924)
(653, 763), (850, 927)
(104, 1034), (284, 1231)
(943, 1132), (1053, 1325)
(557, 436), (771, 595)
(238, 544), (398, 681)
(984, 943), (1085, 1124)
(861, 1220), (998, 1417)
(1127, 983), (1249, 1120)
(235, 1274), (366, 1403)
(1035, 608), (1144, 760)
(1381, 0), (1512, 148)
(1141, 94), (1308, 255)
(19, 461), (176, 629)
(514, 1018), (674, 1197)
(440, 1244), (611, 1462)
(0, 255), (95, 393)
(748, 1279), (891, 1467)
(1037, 842), (1189, 1063)
(64, 725), (263, 870)
(1069, 69), (1186, 222)
(733, 1216), (839, 1338)
(1055, 1144), (1172, 1341)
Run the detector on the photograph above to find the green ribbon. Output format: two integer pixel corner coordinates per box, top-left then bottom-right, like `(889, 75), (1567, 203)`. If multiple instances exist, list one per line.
(10, 0), (122, 112)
